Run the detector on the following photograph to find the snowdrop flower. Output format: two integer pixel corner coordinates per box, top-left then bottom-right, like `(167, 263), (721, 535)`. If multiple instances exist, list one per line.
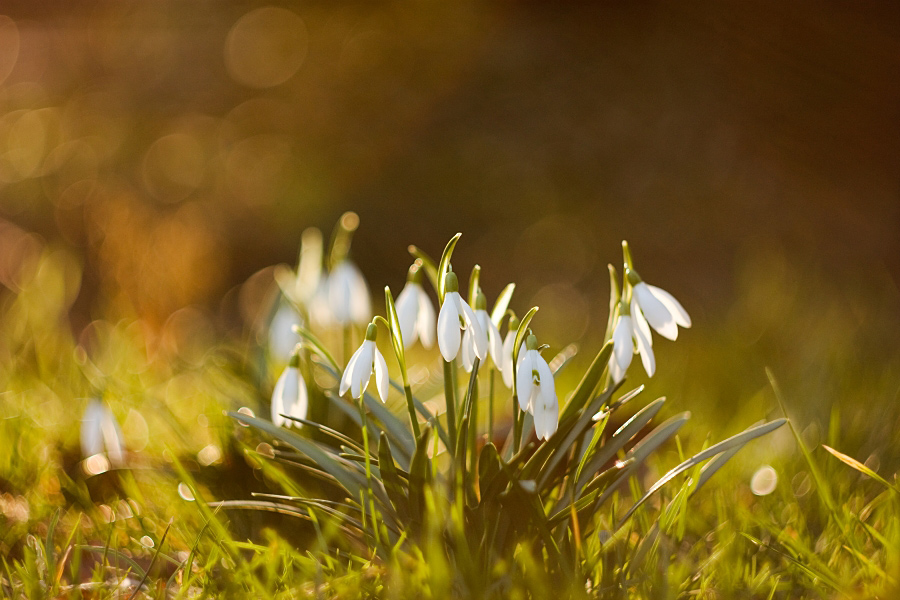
(608, 301), (655, 383)
(81, 399), (125, 466)
(516, 334), (558, 441)
(268, 301), (303, 363)
(462, 289), (503, 372)
(395, 265), (436, 349)
(328, 259), (371, 326)
(437, 272), (488, 363)
(627, 269), (691, 341)
(271, 350), (309, 428)
(340, 323), (389, 401)
(500, 316), (525, 388)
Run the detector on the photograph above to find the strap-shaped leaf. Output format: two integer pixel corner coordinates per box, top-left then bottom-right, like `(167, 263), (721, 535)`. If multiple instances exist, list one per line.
(316, 363), (416, 462)
(511, 306), (539, 399)
(326, 392), (412, 469)
(379, 433), (411, 517)
(822, 444), (899, 494)
(467, 264), (481, 307)
(291, 325), (339, 372)
(408, 424), (432, 525)
(490, 283), (515, 328)
(586, 412), (690, 516)
(574, 397), (666, 496)
(437, 233), (462, 302)
(619, 418), (785, 525)
(559, 340), (614, 422)
(519, 381), (619, 484)
(388, 378), (451, 451)
(478, 443), (502, 502)
(383, 287), (406, 371)
(231, 411), (367, 502)
(407, 245), (439, 294)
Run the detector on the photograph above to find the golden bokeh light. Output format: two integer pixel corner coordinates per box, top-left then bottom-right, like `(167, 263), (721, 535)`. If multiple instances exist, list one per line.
(224, 7), (308, 89)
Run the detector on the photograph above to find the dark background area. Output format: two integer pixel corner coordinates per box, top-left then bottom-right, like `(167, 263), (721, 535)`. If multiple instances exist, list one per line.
(0, 0), (898, 349)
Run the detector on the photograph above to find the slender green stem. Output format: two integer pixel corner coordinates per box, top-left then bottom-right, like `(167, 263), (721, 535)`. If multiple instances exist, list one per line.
(488, 368), (495, 444)
(513, 399), (523, 454)
(468, 375), (479, 475)
(357, 397), (380, 548)
(403, 384), (421, 439)
(443, 360), (458, 447)
(461, 358), (480, 470)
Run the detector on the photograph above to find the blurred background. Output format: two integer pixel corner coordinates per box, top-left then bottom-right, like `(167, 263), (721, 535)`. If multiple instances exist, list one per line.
(0, 1), (898, 447)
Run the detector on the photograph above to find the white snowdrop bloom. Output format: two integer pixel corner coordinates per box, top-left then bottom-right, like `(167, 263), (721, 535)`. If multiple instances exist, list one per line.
(437, 272), (488, 363)
(609, 303), (655, 383)
(627, 269), (691, 341)
(268, 301), (303, 363)
(81, 399), (125, 466)
(271, 352), (308, 428)
(328, 259), (371, 326)
(462, 290), (503, 372)
(394, 266), (436, 349)
(500, 316), (525, 389)
(309, 278), (333, 327)
(339, 323), (389, 401)
(515, 334), (558, 441)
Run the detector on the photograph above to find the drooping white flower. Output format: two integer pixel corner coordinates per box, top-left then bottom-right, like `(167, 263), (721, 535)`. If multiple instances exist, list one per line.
(271, 351), (309, 428)
(394, 266), (436, 349)
(462, 289), (503, 372)
(339, 323), (389, 401)
(81, 399), (125, 466)
(627, 269), (691, 341)
(515, 334), (558, 441)
(268, 301), (303, 363)
(437, 271), (488, 363)
(608, 302), (655, 383)
(328, 259), (371, 326)
(500, 316), (525, 388)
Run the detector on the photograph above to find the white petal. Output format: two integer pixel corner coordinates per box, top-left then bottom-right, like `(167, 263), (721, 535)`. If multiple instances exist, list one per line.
(461, 327), (475, 372)
(458, 296), (488, 360)
(633, 320), (656, 377)
(348, 266), (371, 325)
(634, 282), (678, 341)
(612, 316), (634, 371)
(535, 354), (557, 421)
(648, 284), (691, 328)
(101, 409), (125, 466)
(328, 261), (371, 325)
(516, 351), (535, 412)
(340, 343), (366, 396)
(351, 340), (375, 399)
(501, 331), (515, 388)
(81, 399), (105, 458)
(481, 312), (504, 369)
(271, 368), (288, 426)
(631, 297), (654, 348)
(374, 347), (390, 402)
(416, 286), (436, 348)
(309, 280), (333, 327)
(608, 355), (625, 384)
(395, 283), (419, 348)
(268, 303), (302, 363)
(533, 373), (558, 442)
(437, 292), (462, 361)
(328, 263), (354, 325)
(289, 372), (309, 423)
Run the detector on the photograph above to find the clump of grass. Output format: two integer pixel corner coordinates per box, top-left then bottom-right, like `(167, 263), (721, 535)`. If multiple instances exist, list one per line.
(1, 224), (898, 598)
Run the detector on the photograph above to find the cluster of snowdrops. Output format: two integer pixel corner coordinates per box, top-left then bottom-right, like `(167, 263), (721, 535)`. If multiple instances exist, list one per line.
(266, 212), (691, 443)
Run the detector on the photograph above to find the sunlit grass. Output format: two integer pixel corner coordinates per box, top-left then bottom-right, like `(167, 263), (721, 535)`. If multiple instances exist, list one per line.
(1, 237), (898, 599)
